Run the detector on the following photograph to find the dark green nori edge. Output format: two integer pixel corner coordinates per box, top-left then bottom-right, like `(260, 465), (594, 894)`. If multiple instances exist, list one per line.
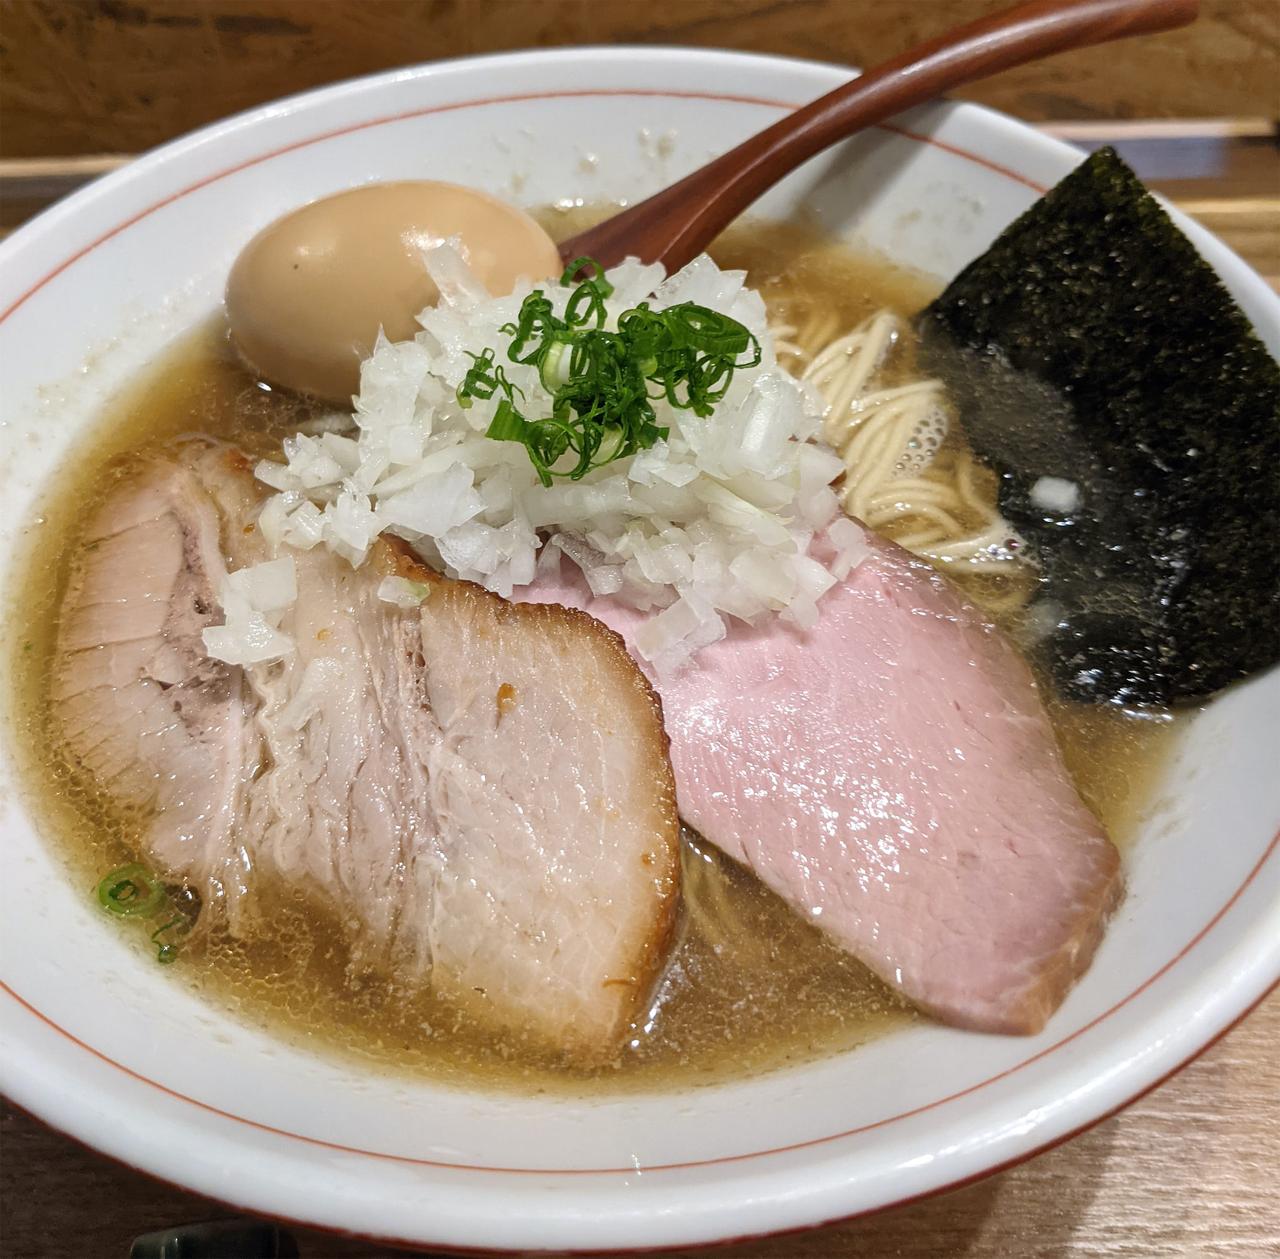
(918, 147), (1280, 705)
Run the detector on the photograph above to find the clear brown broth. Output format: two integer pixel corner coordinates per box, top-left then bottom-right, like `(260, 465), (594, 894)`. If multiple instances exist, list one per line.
(5, 218), (1184, 1093)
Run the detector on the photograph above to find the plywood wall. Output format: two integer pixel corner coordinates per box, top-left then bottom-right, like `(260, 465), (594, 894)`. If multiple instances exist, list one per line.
(1, 0), (1277, 157)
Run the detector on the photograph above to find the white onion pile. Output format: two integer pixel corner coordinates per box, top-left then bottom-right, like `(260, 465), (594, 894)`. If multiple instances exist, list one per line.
(240, 246), (865, 673)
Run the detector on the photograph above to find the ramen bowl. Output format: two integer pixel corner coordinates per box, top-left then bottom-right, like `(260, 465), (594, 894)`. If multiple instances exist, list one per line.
(1, 48), (1277, 1254)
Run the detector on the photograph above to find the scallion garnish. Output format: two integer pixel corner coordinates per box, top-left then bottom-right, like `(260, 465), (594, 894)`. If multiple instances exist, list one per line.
(97, 862), (165, 917)
(456, 257), (761, 486)
(95, 862), (195, 964)
(150, 914), (188, 965)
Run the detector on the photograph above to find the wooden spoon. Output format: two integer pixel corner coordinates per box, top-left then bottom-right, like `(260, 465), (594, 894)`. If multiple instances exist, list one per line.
(557, 0), (1198, 273)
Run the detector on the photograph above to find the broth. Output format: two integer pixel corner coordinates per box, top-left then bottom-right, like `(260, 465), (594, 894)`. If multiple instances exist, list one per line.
(5, 219), (1184, 1092)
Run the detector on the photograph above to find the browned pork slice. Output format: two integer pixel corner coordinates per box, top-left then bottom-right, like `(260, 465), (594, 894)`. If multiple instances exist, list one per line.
(396, 548), (680, 1051)
(52, 449), (679, 1059)
(524, 534), (1121, 1036)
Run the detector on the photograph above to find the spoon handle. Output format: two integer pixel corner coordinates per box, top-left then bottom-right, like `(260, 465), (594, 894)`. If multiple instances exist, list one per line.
(557, 0), (1198, 273)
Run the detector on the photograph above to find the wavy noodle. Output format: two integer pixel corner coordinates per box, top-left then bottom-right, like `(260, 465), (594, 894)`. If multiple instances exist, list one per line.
(771, 303), (1035, 614)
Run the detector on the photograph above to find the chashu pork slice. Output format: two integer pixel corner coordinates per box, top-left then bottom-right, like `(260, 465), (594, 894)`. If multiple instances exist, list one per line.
(391, 546), (681, 1054)
(244, 536), (681, 1054)
(522, 533), (1121, 1036)
(52, 448), (680, 1060)
(52, 449), (262, 899)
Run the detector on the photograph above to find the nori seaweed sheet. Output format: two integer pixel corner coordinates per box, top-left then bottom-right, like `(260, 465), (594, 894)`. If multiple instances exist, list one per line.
(918, 147), (1280, 705)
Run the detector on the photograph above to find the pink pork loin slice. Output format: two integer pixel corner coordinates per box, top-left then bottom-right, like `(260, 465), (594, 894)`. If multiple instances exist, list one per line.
(521, 535), (1121, 1035)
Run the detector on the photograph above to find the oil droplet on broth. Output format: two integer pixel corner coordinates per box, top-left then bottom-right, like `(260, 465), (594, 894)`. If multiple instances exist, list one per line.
(4, 216), (1185, 1094)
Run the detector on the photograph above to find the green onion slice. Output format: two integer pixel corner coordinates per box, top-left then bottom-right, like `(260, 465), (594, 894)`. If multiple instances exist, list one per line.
(150, 914), (190, 964)
(457, 256), (758, 486)
(96, 863), (166, 917)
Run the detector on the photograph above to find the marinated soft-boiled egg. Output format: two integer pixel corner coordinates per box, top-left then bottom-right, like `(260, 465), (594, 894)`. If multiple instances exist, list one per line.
(225, 181), (562, 403)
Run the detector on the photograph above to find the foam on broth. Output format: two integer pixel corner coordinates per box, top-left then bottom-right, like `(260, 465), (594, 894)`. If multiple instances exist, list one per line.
(5, 219), (1184, 1093)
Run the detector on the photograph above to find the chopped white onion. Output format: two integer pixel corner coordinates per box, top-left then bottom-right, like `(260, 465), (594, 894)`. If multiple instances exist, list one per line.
(253, 248), (852, 672)
(202, 616), (294, 667)
(828, 515), (872, 580)
(224, 557), (296, 615)
(203, 558), (298, 666)
(377, 576), (432, 608)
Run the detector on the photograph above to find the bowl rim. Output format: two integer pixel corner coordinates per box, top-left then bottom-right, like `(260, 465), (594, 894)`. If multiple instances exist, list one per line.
(1, 43), (1278, 1255)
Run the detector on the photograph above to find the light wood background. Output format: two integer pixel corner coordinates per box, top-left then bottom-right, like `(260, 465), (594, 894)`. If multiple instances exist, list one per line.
(1, 2), (1278, 1256)
(1, 0), (1279, 157)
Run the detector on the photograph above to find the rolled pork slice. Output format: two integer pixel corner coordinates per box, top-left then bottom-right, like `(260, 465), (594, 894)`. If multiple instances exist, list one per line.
(52, 449), (262, 900)
(522, 536), (1121, 1035)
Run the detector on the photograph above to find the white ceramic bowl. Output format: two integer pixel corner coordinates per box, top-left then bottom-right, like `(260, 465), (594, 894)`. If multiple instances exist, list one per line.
(1, 48), (1277, 1255)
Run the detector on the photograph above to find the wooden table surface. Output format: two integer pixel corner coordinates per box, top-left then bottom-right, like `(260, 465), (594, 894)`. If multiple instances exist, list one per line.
(2, 0), (1277, 156)
(2, 84), (1279, 1259)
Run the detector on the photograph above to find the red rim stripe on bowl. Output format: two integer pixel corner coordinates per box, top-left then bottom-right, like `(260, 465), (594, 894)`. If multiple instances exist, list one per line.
(2, 83), (1265, 1188)
(0, 87), (1047, 325)
(6, 824), (1276, 1176)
